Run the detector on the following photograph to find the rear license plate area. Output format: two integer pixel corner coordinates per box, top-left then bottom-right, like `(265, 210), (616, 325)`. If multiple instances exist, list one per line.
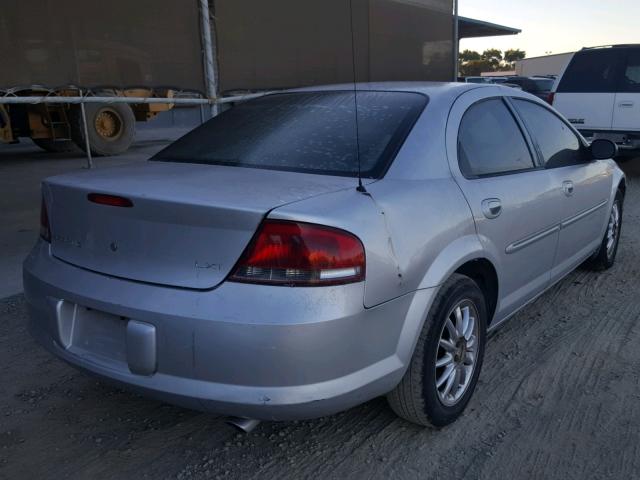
(56, 301), (128, 368)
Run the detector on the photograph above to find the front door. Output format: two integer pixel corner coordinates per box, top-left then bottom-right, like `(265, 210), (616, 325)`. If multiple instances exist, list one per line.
(510, 98), (614, 282)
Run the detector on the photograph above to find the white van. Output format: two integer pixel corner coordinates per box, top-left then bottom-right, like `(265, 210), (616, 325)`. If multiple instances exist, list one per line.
(551, 45), (640, 151)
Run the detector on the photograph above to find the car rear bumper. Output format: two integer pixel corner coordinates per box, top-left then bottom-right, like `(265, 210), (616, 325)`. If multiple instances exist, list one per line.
(23, 241), (435, 420)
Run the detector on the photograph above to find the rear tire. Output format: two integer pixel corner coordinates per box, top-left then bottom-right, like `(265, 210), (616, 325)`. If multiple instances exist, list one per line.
(32, 138), (78, 153)
(584, 190), (623, 271)
(69, 103), (136, 156)
(387, 273), (487, 427)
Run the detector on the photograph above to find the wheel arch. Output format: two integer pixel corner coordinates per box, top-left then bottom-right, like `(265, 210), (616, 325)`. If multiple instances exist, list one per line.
(618, 177), (626, 198)
(393, 250), (500, 386)
(454, 258), (499, 325)
(416, 234), (501, 326)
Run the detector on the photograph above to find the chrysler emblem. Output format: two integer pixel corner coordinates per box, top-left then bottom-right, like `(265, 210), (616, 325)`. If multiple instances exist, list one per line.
(109, 242), (118, 252)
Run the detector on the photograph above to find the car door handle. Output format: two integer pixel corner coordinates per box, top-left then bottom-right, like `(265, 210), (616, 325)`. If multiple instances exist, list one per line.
(481, 198), (502, 219)
(562, 181), (574, 197)
(618, 101), (635, 108)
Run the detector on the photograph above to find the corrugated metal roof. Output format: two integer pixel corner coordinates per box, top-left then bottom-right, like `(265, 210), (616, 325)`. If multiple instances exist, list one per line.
(459, 16), (521, 39)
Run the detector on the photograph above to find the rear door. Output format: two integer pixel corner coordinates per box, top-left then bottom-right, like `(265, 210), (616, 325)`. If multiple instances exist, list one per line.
(447, 88), (564, 321)
(554, 49), (626, 131)
(510, 98), (613, 282)
(612, 48), (640, 132)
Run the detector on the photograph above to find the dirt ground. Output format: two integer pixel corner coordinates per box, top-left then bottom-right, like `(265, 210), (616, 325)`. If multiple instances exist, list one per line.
(1, 161), (639, 480)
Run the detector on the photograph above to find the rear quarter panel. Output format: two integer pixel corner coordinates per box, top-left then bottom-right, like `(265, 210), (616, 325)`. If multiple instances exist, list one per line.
(268, 187), (403, 308)
(270, 176), (478, 308)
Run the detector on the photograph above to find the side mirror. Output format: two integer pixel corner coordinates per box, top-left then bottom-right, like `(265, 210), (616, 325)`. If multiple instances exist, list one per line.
(590, 139), (618, 160)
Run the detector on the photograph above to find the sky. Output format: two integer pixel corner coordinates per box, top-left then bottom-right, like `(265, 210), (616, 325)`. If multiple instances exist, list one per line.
(459, 0), (640, 59)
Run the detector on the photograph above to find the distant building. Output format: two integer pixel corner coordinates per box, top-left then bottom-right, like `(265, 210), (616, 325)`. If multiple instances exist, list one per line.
(516, 52), (574, 77)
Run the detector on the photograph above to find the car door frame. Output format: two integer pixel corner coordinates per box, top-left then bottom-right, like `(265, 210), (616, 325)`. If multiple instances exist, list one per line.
(445, 86), (564, 325)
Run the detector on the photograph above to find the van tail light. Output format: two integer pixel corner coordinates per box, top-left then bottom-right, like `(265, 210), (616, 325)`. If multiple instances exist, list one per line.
(546, 92), (555, 105)
(229, 220), (365, 286)
(40, 196), (51, 242)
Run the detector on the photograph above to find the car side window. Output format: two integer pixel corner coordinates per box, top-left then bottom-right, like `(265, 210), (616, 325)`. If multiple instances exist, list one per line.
(512, 99), (587, 169)
(457, 98), (535, 178)
(620, 50), (640, 93)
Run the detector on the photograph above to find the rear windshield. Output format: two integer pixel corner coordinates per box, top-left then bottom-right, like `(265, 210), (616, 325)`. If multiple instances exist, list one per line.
(152, 91), (427, 178)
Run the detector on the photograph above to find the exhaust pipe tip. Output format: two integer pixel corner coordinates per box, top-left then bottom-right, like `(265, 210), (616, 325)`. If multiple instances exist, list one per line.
(226, 417), (261, 433)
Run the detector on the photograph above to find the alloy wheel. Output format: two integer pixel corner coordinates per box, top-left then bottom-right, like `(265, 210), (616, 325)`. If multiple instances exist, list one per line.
(435, 300), (479, 407)
(606, 202), (621, 259)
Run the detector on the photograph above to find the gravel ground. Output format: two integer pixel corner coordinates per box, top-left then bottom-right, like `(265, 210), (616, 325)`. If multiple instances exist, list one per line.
(1, 161), (639, 480)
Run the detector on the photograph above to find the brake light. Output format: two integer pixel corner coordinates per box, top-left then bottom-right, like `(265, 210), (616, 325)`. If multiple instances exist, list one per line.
(546, 92), (555, 105)
(88, 193), (133, 208)
(229, 220), (365, 286)
(40, 196), (51, 242)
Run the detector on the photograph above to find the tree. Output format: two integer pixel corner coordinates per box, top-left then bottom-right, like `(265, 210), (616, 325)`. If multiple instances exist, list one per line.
(459, 49), (481, 62)
(460, 59), (494, 77)
(481, 48), (503, 68)
(458, 48), (526, 76)
(504, 49), (526, 68)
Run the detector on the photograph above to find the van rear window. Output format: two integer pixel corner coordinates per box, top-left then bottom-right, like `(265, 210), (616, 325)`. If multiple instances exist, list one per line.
(152, 91), (427, 178)
(557, 49), (626, 93)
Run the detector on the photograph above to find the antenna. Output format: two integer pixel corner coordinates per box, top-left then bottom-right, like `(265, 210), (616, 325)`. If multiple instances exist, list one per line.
(349, 0), (367, 193)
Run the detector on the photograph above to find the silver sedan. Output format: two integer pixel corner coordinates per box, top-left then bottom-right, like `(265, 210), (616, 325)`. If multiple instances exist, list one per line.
(24, 83), (625, 428)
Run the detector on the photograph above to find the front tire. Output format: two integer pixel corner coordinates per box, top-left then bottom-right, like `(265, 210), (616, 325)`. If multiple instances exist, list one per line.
(387, 274), (487, 427)
(585, 190), (623, 271)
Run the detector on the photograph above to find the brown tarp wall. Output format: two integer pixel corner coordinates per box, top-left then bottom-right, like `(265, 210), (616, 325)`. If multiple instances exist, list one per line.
(0, 0), (205, 91)
(215, 0), (455, 93)
(0, 0), (454, 94)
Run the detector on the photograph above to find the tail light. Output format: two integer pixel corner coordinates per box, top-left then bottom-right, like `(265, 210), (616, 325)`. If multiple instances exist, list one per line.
(40, 196), (51, 242)
(88, 193), (133, 208)
(546, 92), (555, 105)
(229, 220), (365, 286)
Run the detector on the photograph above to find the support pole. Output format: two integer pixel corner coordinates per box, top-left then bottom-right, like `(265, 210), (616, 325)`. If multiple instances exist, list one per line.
(199, 0), (219, 118)
(79, 92), (93, 169)
(0, 94), (260, 106)
(453, 0), (459, 81)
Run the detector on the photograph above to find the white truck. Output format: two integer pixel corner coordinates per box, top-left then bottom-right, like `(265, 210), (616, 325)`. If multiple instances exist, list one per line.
(551, 45), (640, 152)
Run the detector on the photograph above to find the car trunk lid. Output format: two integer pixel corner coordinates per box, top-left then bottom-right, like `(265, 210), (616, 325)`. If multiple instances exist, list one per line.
(45, 162), (358, 289)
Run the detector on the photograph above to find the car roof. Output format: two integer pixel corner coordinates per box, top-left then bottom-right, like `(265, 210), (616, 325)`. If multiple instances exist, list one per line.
(581, 44), (640, 50)
(283, 81), (485, 100)
(281, 81), (553, 115)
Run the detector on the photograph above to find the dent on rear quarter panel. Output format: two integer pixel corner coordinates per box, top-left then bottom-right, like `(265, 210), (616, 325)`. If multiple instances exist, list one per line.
(267, 187), (404, 308)
(364, 178), (479, 293)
